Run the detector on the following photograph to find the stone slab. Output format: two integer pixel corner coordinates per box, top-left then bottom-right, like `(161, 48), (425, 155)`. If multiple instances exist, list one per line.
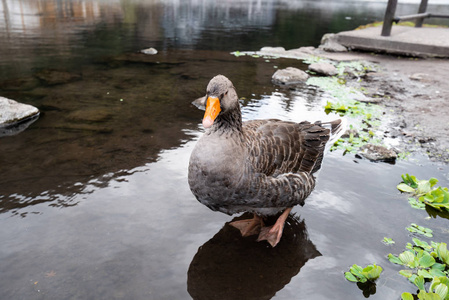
(336, 26), (449, 58)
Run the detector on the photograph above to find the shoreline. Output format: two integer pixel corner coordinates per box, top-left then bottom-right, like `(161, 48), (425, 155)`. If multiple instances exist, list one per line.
(244, 46), (449, 164)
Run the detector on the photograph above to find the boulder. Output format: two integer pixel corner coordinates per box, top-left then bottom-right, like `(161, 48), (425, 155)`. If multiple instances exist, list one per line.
(319, 33), (347, 52)
(0, 96), (39, 136)
(308, 62), (338, 76)
(359, 144), (397, 163)
(272, 67), (309, 85)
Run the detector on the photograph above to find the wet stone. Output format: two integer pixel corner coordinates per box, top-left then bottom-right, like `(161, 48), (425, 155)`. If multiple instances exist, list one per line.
(359, 144), (397, 162)
(308, 62), (338, 76)
(319, 33), (347, 52)
(141, 47), (158, 55)
(260, 46), (286, 54)
(0, 96), (39, 126)
(272, 67), (309, 85)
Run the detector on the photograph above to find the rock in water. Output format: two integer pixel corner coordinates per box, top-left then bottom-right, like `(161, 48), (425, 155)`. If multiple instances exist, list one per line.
(0, 96), (39, 136)
(359, 144), (397, 163)
(308, 62), (338, 76)
(272, 67), (309, 85)
(140, 48), (158, 55)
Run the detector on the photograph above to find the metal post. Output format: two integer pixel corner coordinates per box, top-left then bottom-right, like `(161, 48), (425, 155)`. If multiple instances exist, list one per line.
(381, 0), (398, 36)
(415, 0), (428, 27)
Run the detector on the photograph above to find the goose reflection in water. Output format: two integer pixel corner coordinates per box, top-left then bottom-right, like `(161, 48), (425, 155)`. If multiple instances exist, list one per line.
(187, 214), (320, 300)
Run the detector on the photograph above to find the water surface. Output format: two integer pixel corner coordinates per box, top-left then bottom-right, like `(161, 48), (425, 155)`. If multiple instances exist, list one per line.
(1, 1), (449, 299)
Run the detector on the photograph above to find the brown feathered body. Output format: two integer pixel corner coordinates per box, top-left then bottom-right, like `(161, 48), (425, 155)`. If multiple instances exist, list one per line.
(188, 75), (343, 216)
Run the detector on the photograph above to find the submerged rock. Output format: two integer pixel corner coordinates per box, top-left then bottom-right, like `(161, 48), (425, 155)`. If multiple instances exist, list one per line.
(272, 67), (309, 85)
(359, 144), (397, 162)
(308, 62), (338, 76)
(0, 96), (39, 136)
(34, 69), (81, 86)
(0, 77), (39, 91)
(141, 47), (158, 55)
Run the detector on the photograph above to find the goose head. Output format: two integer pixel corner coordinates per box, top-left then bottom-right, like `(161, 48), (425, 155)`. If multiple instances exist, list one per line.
(195, 75), (240, 128)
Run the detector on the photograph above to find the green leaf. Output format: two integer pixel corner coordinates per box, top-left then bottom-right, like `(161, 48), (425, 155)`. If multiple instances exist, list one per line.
(402, 292), (414, 300)
(383, 237), (395, 245)
(400, 251), (416, 266)
(415, 275), (426, 291)
(388, 253), (404, 265)
(419, 253), (436, 268)
(399, 269), (414, 278)
(401, 292), (414, 300)
(362, 264), (383, 280)
(417, 291), (442, 300)
(418, 269), (433, 279)
(429, 178), (439, 187)
(417, 180), (432, 194)
(398, 183), (417, 193)
(345, 271), (358, 282)
(436, 243), (449, 264)
(349, 264), (367, 283)
(434, 284), (448, 300)
(414, 238), (433, 251)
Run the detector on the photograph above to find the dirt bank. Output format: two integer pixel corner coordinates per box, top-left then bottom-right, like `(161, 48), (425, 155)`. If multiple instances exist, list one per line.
(319, 51), (449, 163)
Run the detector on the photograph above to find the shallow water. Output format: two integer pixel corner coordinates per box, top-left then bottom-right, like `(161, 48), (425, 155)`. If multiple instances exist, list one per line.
(1, 1), (449, 299)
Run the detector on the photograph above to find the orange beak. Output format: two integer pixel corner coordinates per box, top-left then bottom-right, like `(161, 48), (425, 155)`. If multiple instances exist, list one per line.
(202, 96), (221, 128)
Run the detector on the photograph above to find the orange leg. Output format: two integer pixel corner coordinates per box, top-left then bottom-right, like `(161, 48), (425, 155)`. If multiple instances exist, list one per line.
(257, 208), (292, 247)
(229, 214), (264, 237)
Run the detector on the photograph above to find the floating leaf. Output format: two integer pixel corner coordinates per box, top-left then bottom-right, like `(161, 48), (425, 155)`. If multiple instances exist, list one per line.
(413, 238), (433, 251)
(399, 251), (416, 266)
(345, 271), (358, 282)
(388, 253), (404, 265)
(363, 264), (383, 280)
(401, 292), (414, 300)
(419, 253), (436, 268)
(434, 283), (448, 300)
(398, 183), (417, 193)
(407, 224), (433, 238)
(414, 275), (425, 291)
(417, 291), (442, 300)
(383, 237), (395, 245)
(399, 269), (414, 278)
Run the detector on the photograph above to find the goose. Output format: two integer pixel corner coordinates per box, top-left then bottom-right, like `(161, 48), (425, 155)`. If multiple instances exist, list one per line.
(188, 75), (345, 247)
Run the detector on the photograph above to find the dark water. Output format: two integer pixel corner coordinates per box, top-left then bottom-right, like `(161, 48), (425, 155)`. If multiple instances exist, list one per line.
(1, 0), (449, 299)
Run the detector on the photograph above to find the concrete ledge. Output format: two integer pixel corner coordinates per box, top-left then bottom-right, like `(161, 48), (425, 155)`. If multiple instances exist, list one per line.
(336, 26), (449, 58)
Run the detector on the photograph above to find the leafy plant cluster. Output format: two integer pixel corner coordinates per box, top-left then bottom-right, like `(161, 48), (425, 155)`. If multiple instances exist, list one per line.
(407, 223), (433, 238)
(398, 174), (449, 212)
(388, 238), (449, 300)
(307, 72), (383, 154)
(345, 264), (383, 283)
(330, 124), (381, 154)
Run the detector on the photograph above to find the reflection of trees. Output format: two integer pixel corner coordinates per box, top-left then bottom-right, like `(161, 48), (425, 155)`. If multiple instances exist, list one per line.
(188, 214), (321, 300)
(0, 49), (308, 214)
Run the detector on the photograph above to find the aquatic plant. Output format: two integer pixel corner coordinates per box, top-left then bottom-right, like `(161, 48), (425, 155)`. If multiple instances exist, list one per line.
(398, 174), (449, 212)
(407, 223), (433, 238)
(383, 237), (395, 245)
(389, 238), (449, 300)
(344, 264), (383, 283)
